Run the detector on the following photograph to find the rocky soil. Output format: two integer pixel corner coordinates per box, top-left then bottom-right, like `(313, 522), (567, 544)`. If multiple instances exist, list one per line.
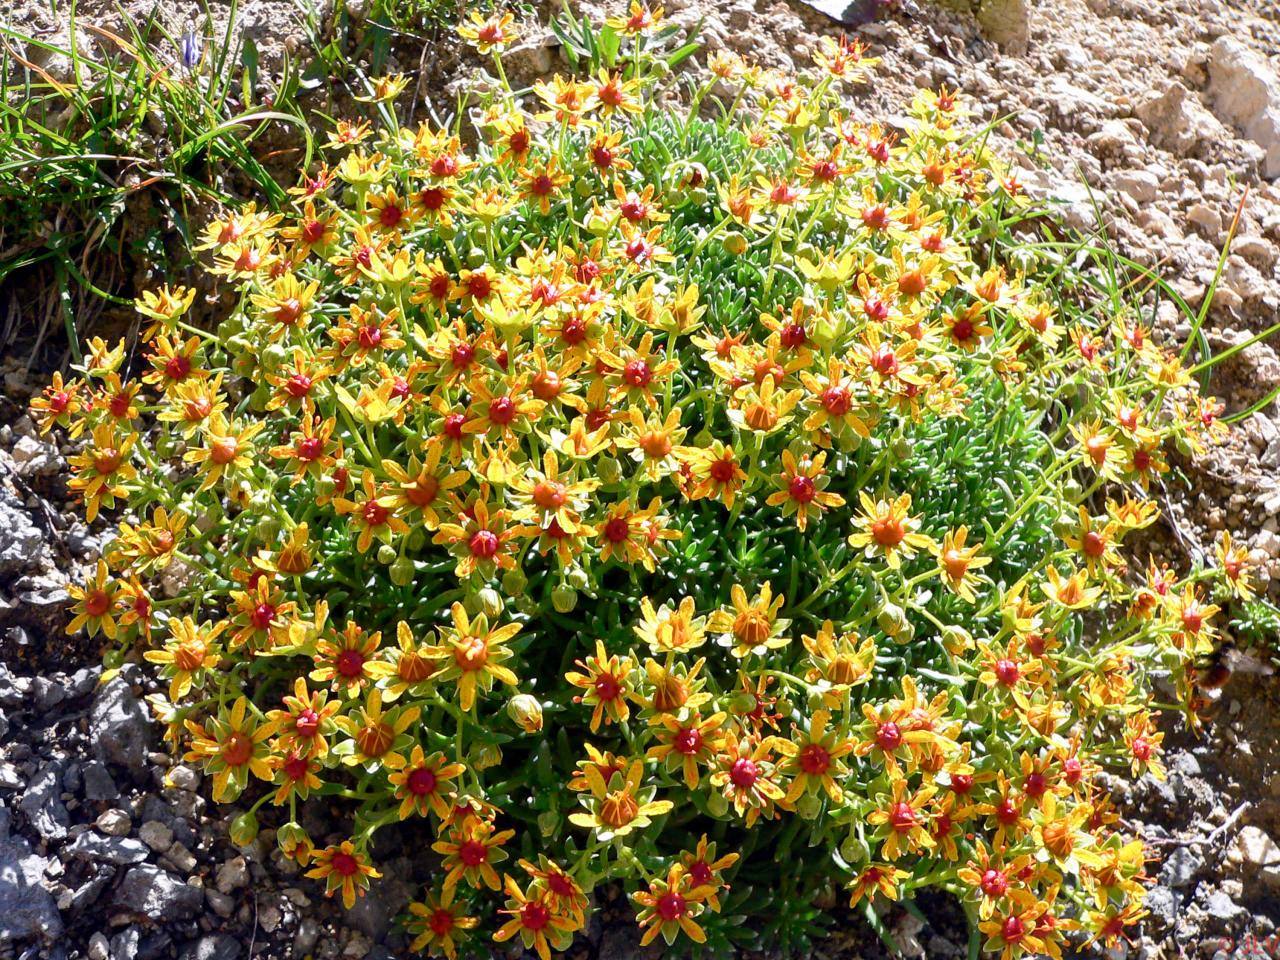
(3, 0), (1280, 958)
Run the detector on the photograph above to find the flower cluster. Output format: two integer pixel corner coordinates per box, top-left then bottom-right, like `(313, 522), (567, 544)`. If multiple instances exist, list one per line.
(38, 4), (1253, 957)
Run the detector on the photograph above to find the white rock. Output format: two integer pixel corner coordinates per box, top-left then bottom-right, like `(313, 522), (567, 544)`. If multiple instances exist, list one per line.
(1112, 169), (1160, 204)
(1208, 37), (1280, 179)
(95, 809), (132, 837)
(1185, 203), (1223, 238)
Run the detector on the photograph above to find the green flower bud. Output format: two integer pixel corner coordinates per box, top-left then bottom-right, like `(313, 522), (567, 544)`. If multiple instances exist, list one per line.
(552, 584), (578, 613)
(465, 247), (487, 269)
(892, 438), (913, 461)
(507, 694), (544, 733)
(796, 792), (822, 820)
(840, 833), (869, 864)
(473, 742), (503, 770)
(435, 222), (457, 242)
(597, 456), (621, 484)
(566, 566), (589, 591)
(407, 527), (426, 552)
(687, 185), (708, 207)
(376, 544), (397, 565)
(502, 566), (528, 596)
(877, 601), (907, 637)
(941, 624), (973, 655)
(229, 811), (259, 847)
(722, 231), (748, 256)
(476, 587), (504, 619)
(707, 790), (729, 818)
(389, 556), (415, 586)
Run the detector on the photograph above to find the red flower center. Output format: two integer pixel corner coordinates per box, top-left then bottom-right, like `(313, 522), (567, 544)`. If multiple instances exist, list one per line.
(788, 475), (816, 504)
(165, 354), (191, 380)
(458, 840), (488, 867)
(357, 325), (382, 350)
(822, 386), (851, 416)
(469, 530), (499, 559)
(623, 359), (653, 387)
(657, 891), (687, 921)
(876, 721), (902, 752)
(1131, 737), (1151, 761)
(1063, 758), (1082, 784)
(594, 674), (621, 701)
(488, 396), (517, 425)
(729, 758), (759, 788)
(689, 861), (713, 886)
(84, 590), (112, 617)
(294, 709), (320, 738)
(995, 659), (1020, 687)
(888, 802), (916, 832)
(1082, 530), (1106, 557)
(283, 754), (309, 781)
(379, 204), (403, 228)
(336, 649), (365, 678)
(980, 869), (1008, 898)
(222, 732), (253, 768)
(604, 518), (631, 543)
(1024, 772), (1047, 797)
(951, 772), (974, 794)
(331, 852), (359, 877)
(297, 437), (323, 462)
(799, 744), (830, 775)
(429, 909), (455, 936)
(408, 768), (438, 796)
(362, 500), (389, 527)
(674, 727), (703, 755)
(1001, 915), (1025, 944)
(520, 901), (551, 931)
(251, 602), (276, 630)
(286, 374), (313, 398)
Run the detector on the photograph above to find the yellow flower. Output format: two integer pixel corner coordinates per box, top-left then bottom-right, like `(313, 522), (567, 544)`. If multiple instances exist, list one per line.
(848, 491), (934, 569)
(429, 603), (522, 712)
(305, 841), (381, 909)
(707, 582), (790, 659)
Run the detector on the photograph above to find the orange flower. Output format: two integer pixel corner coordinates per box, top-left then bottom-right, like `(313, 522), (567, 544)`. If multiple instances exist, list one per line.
(305, 841), (381, 909)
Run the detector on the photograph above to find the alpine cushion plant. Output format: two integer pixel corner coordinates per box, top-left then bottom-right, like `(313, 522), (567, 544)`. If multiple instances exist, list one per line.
(37, 4), (1258, 957)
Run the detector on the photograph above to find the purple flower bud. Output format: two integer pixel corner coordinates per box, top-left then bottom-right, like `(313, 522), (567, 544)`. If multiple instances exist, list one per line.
(180, 32), (201, 71)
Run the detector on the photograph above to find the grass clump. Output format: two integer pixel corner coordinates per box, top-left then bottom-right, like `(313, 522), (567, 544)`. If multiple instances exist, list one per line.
(35, 5), (1256, 957)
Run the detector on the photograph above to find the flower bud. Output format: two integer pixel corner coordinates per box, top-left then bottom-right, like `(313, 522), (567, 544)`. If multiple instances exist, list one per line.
(722, 231), (748, 256)
(941, 624), (973, 655)
(229, 811), (259, 847)
(407, 527), (426, 552)
(389, 556), (415, 587)
(840, 833), (869, 864)
(877, 601), (907, 637)
(892, 438), (913, 461)
(472, 742), (503, 770)
(587, 213), (612, 236)
(376, 544), (397, 565)
(796, 793), (822, 820)
(552, 584), (578, 613)
(566, 566), (590, 591)
(465, 247), (487, 268)
(476, 587), (504, 619)
(597, 456), (621, 484)
(502, 566), (528, 596)
(277, 821), (313, 864)
(507, 694), (544, 733)
(537, 810), (559, 837)
(707, 790), (729, 818)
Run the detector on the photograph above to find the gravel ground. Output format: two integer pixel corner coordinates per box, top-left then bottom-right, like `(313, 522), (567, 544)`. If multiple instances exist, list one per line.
(3, 0), (1280, 957)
